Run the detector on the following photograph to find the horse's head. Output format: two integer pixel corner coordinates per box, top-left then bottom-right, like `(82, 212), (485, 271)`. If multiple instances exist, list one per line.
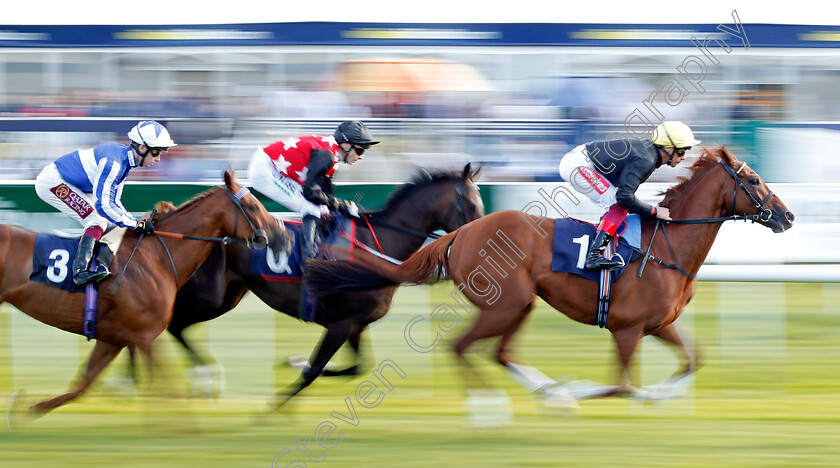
(223, 170), (292, 252)
(717, 147), (794, 233)
(435, 162), (485, 232)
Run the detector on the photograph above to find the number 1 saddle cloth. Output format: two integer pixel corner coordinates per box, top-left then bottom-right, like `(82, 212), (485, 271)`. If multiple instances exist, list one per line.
(550, 215), (642, 283)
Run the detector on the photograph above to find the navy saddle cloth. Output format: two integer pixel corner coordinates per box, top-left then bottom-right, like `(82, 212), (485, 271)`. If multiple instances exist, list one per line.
(250, 213), (354, 282)
(30, 234), (111, 293)
(550, 215), (642, 283)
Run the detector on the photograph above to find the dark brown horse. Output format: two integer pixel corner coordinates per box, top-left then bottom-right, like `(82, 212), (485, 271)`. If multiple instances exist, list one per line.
(305, 147), (794, 404)
(0, 171), (286, 415)
(163, 163), (483, 404)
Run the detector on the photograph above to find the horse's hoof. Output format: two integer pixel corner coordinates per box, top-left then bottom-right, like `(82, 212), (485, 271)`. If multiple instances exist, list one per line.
(189, 363), (226, 399)
(282, 355), (310, 371)
(463, 389), (513, 428)
(102, 374), (139, 396)
(6, 389), (32, 431)
(540, 386), (580, 414)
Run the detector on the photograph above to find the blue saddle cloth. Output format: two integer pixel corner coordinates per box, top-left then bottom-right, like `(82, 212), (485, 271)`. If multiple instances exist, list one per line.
(31, 234), (86, 292)
(250, 213), (355, 282)
(550, 215), (641, 283)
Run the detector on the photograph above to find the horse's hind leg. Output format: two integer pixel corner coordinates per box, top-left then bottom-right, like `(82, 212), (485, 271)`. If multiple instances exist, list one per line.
(454, 302), (537, 390)
(30, 340), (124, 414)
(493, 300), (578, 408)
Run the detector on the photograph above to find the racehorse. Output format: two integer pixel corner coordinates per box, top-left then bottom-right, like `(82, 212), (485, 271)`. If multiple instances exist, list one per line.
(304, 147), (795, 403)
(162, 163), (483, 404)
(0, 171), (287, 415)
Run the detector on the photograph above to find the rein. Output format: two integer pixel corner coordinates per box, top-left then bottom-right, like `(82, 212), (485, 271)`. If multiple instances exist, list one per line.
(110, 187), (268, 291)
(636, 161), (775, 279)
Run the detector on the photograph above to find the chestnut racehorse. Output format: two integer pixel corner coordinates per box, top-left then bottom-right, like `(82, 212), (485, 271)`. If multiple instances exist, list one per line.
(164, 164), (484, 404)
(0, 171), (286, 415)
(305, 147), (795, 403)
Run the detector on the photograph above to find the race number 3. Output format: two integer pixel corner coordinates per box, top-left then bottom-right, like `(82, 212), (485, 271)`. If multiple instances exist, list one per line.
(572, 234), (590, 269)
(47, 248), (70, 283)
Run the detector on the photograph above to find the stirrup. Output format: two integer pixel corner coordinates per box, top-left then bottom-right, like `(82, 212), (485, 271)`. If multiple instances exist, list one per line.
(584, 255), (625, 271)
(72, 264), (112, 286)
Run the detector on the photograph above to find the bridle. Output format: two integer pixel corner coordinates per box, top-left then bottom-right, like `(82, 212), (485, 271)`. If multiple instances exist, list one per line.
(110, 186), (270, 291)
(636, 160), (777, 279)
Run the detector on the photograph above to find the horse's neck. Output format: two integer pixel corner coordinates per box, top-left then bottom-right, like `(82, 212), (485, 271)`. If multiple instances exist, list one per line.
(661, 172), (730, 275)
(366, 193), (440, 260)
(152, 204), (227, 287)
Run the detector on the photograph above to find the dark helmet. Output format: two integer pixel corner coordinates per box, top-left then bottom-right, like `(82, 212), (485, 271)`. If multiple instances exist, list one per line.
(334, 120), (379, 146)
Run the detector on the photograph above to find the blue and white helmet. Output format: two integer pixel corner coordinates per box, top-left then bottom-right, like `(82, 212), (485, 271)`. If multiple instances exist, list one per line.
(128, 120), (177, 148)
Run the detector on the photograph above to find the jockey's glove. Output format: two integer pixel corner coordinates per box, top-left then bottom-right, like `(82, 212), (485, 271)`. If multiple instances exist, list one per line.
(337, 201), (360, 218)
(135, 220), (156, 235)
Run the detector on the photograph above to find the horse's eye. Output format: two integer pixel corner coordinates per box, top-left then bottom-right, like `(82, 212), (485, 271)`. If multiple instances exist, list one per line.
(749, 178), (760, 186)
(245, 204), (258, 212)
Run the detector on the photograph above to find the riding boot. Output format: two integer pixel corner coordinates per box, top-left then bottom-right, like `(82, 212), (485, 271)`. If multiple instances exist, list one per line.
(72, 235), (112, 285)
(584, 230), (625, 271)
(298, 215), (319, 321)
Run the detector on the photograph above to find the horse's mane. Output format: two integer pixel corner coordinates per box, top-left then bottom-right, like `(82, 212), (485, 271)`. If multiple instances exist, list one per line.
(660, 146), (737, 207)
(373, 168), (464, 213)
(152, 186), (222, 219)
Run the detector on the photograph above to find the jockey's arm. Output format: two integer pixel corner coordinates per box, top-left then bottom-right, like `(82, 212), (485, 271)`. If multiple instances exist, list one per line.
(302, 149), (340, 210)
(92, 159), (138, 228)
(615, 160), (656, 216)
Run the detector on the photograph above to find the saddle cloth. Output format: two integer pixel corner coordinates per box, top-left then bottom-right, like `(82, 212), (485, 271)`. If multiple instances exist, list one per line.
(250, 213), (355, 282)
(550, 215), (641, 283)
(30, 229), (123, 292)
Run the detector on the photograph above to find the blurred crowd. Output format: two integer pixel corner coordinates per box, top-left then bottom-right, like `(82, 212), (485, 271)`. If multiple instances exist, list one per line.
(0, 50), (837, 183)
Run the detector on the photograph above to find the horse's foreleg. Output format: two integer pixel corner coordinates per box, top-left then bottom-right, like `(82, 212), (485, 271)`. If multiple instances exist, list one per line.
(30, 340), (124, 414)
(652, 322), (701, 376)
(168, 324), (208, 367)
(595, 325), (645, 398)
(636, 323), (700, 401)
(274, 320), (353, 408)
(321, 327), (365, 377)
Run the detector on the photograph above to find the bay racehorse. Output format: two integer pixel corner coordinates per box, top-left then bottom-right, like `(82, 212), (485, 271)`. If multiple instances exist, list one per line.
(161, 163), (483, 405)
(0, 171), (287, 415)
(304, 147), (794, 404)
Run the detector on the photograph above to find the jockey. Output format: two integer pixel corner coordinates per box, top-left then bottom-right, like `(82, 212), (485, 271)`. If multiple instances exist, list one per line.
(35, 120), (175, 285)
(558, 121), (700, 271)
(247, 120), (378, 315)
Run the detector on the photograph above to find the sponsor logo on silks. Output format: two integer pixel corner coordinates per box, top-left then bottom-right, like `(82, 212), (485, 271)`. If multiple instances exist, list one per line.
(576, 167), (610, 195)
(50, 183), (94, 218)
(273, 179), (293, 197)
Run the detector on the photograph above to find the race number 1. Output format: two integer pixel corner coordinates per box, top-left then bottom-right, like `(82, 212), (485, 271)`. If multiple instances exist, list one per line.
(572, 235), (589, 269)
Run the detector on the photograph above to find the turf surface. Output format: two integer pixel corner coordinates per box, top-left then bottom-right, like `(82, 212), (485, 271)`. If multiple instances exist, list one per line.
(1, 282), (839, 467)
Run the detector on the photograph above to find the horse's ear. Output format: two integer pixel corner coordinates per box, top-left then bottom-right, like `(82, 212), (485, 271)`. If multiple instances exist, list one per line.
(463, 162), (481, 181)
(224, 170), (237, 190)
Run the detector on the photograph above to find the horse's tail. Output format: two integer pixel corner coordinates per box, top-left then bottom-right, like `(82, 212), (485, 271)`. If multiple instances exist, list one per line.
(305, 230), (460, 295)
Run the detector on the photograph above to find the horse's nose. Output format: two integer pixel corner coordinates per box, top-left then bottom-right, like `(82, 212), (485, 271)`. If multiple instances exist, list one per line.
(785, 211), (795, 223)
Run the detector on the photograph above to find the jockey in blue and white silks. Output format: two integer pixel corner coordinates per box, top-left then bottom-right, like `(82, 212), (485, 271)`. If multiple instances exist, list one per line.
(35, 120), (176, 285)
(52, 142), (141, 228)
